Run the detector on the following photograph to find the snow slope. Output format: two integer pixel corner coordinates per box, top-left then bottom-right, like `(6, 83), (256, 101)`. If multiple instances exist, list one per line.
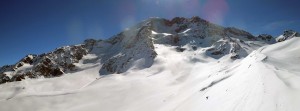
(0, 34), (299, 111)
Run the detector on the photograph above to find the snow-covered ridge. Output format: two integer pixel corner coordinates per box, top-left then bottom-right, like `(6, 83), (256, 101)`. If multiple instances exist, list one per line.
(0, 44), (89, 84)
(276, 30), (300, 42)
(0, 16), (296, 84)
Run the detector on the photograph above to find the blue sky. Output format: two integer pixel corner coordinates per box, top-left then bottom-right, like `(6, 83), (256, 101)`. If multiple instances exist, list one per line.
(0, 0), (299, 66)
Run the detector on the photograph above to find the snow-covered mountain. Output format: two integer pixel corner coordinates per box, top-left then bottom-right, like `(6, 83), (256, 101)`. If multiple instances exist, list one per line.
(0, 16), (299, 111)
(0, 16), (274, 83)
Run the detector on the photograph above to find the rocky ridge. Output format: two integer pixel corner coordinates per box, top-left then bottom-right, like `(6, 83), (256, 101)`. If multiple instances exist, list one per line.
(276, 30), (299, 42)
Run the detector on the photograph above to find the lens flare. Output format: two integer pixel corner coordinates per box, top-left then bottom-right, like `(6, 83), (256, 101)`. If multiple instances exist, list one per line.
(117, 0), (229, 28)
(202, 0), (229, 25)
(117, 1), (137, 30)
(67, 18), (83, 43)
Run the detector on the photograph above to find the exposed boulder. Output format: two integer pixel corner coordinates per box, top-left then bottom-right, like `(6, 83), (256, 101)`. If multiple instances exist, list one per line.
(0, 74), (10, 84)
(175, 47), (186, 52)
(191, 45), (198, 51)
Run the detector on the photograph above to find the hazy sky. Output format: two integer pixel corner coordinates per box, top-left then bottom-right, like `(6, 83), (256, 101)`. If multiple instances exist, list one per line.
(0, 0), (299, 66)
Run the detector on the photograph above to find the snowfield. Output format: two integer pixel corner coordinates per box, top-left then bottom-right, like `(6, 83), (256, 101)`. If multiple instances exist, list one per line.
(0, 37), (299, 111)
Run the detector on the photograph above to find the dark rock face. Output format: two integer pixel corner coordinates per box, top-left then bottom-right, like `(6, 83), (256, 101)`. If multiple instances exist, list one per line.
(0, 74), (10, 84)
(191, 45), (198, 51)
(164, 16), (210, 33)
(99, 25), (157, 75)
(277, 30), (300, 42)
(258, 34), (272, 40)
(175, 24), (188, 33)
(171, 17), (187, 24)
(0, 43), (89, 84)
(211, 51), (224, 55)
(172, 35), (180, 44)
(257, 34), (276, 44)
(283, 30), (299, 37)
(230, 54), (239, 59)
(165, 17), (189, 33)
(157, 16), (260, 60)
(224, 27), (255, 40)
(176, 47), (186, 52)
(205, 38), (248, 60)
(20, 55), (36, 64)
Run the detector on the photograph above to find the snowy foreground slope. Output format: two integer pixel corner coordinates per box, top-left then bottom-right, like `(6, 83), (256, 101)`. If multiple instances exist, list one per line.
(0, 17), (300, 111)
(0, 37), (299, 111)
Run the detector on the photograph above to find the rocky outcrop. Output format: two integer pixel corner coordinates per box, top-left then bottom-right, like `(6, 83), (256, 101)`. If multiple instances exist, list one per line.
(258, 34), (272, 40)
(154, 17), (257, 60)
(0, 73), (10, 84)
(0, 43), (90, 84)
(257, 34), (276, 44)
(277, 30), (299, 42)
(164, 16), (210, 33)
